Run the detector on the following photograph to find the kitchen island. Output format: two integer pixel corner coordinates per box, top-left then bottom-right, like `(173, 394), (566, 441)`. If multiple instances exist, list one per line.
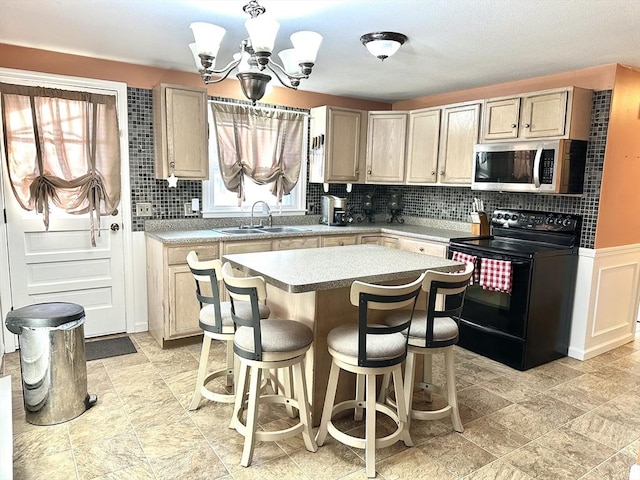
(222, 244), (463, 425)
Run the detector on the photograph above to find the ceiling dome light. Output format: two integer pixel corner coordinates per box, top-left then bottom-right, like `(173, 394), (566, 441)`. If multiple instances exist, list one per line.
(360, 31), (408, 61)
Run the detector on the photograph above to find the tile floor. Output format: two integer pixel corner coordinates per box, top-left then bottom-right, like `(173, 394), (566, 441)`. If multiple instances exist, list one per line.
(4, 331), (640, 480)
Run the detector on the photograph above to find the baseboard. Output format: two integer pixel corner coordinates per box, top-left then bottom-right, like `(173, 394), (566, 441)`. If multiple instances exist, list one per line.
(569, 332), (636, 360)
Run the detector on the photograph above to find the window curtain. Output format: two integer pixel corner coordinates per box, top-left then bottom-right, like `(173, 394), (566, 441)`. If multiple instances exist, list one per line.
(212, 103), (304, 205)
(0, 83), (121, 246)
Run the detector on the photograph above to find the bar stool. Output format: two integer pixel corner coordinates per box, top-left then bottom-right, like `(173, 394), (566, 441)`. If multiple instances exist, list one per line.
(380, 264), (473, 432)
(315, 274), (425, 478)
(186, 251), (270, 410)
(221, 262), (317, 467)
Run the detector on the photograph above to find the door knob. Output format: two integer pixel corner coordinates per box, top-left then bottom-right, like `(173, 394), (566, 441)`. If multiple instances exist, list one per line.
(110, 223), (120, 232)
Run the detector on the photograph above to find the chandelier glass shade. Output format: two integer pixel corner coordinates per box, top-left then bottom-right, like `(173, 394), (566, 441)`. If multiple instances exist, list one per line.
(189, 0), (322, 104)
(360, 32), (408, 61)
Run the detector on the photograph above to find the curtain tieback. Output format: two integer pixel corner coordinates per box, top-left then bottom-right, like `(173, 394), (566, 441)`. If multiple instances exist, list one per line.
(87, 176), (107, 247)
(30, 176), (55, 230)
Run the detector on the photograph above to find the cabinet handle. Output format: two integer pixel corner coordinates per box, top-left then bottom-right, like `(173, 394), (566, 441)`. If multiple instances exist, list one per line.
(367, 170), (372, 175)
(419, 247), (424, 252)
(431, 171), (436, 176)
(524, 123), (530, 128)
(440, 171), (445, 176)
(511, 123), (517, 128)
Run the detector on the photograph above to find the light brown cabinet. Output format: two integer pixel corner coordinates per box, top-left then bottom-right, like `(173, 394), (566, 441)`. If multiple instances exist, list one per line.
(359, 234), (399, 248)
(309, 106), (367, 184)
(146, 239), (218, 347)
(397, 237), (447, 257)
(153, 83), (209, 179)
(365, 112), (408, 184)
(273, 236), (320, 250)
(321, 235), (358, 247)
(405, 108), (441, 184)
(438, 101), (481, 184)
(481, 87), (592, 142)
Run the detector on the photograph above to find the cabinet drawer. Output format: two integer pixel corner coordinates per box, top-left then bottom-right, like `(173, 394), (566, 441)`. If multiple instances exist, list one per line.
(167, 244), (219, 265)
(274, 236), (319, 250)
(397, 238), (446, 257)
(223, 240), (273, 255)
(322, 235), (358, 247)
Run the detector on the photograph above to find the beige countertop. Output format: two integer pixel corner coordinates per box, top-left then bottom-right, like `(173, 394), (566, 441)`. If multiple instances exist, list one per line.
(223, 244), (463, 293)
(145, 222), (476, 245)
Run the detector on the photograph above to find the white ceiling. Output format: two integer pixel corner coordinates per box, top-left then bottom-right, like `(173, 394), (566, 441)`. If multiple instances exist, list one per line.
(2, 0), (640, 103)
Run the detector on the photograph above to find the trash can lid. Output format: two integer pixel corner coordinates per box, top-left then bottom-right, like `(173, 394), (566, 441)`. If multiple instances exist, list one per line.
(5, 302), (85, 334)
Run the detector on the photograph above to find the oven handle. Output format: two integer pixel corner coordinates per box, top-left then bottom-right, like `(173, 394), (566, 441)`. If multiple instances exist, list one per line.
(533, 145), (543, 188)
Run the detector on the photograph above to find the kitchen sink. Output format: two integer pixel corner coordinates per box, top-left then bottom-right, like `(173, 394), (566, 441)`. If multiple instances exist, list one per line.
(261, 226), (310, 233)
(213, 226), (311, 235)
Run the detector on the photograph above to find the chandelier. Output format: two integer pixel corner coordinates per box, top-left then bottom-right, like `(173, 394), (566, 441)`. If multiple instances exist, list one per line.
(189, 0), (322, 105)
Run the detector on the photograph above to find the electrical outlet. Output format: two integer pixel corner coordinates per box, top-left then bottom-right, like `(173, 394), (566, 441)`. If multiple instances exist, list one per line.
(136, 203), (152, 217)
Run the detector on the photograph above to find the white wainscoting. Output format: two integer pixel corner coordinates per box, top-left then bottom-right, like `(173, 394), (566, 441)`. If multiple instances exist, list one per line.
(569, 243), (640, 360)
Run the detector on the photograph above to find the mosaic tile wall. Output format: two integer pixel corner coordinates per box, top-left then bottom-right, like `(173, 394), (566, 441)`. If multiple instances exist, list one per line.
(308, 91), (611, 249)
(128, 88), (610, 248)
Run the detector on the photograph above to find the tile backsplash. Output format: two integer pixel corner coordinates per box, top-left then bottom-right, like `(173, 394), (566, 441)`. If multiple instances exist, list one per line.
(128, 88), (610, 248)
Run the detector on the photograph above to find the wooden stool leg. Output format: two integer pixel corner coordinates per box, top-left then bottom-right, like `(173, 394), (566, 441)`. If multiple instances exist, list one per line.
(293, 360), (318, 453)
(240, 365), (263, 467)
(284, 366), (296, 418)
(444, 348), (463, 433)
(378, 373), (391, 404)
(393, 367), (413, 447)
(403, 350), (417, 426)
(365, 373), (377, 478)
(189, 335), (212, 411)
(423, 353), (433, 402)
(316, 361), (340, 446)
(355, 373), (365, 421)
(231, 361), (249, 429)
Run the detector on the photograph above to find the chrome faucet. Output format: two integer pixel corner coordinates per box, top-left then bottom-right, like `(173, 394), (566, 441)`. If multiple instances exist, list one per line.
(250, 201), (272, 228)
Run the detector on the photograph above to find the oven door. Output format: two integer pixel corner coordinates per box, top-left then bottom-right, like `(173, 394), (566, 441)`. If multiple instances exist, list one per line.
(449, 246), (532, 339)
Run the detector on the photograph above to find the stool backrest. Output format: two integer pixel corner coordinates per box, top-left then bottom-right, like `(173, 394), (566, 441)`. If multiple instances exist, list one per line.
(221, 262), (268, 361)
(421, 263), (474, 347)
(349, 273), (425, 368)
(186, 251), (224, 333)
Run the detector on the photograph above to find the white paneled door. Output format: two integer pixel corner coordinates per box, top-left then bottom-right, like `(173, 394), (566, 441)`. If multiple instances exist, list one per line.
(0, 70), (129, 343)
(3, 199), (127, 338)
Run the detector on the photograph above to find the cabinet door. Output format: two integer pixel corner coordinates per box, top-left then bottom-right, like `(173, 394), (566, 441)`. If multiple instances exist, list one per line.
(397, 237), (446, 257)
(406, 108), (440, 184)
(380, 236), (399, 249)
(321, 235), (358, 247)
(359, 235), (380, 245)
(482, 98), (520, 141)
(154, 84), (209, 179)
(366, 112), (407, 184)
(520, 90), (568, 139)
(310, 106), (364, 184)
(168, 264), (202, 339)
(274, 236), (319, 250)
(439, 103), (480, 184)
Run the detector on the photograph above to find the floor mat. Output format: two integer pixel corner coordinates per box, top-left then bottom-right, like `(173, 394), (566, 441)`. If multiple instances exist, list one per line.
(85, 336), (137, 361)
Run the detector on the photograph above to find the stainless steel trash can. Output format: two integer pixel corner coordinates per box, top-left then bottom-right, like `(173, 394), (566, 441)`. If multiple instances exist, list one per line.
(5, 302), (97, 425)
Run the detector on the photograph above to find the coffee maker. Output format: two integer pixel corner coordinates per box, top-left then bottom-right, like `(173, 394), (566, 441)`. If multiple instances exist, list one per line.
(321, 195), (349, 226)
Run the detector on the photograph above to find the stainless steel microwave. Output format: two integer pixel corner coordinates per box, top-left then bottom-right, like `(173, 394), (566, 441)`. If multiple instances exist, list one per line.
(471, 140), (587, 194)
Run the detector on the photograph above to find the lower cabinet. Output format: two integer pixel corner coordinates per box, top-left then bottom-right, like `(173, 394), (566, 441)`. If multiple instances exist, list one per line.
(397, 236), (447, 258)
(322, 235), (358, 247)
(359, 234), (399, 248)
(146, 238), (219, 347)
(273, 236), (319, 250)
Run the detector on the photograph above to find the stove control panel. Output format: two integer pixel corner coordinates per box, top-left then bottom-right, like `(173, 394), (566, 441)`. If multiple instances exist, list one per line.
(491, 209), (581, 233)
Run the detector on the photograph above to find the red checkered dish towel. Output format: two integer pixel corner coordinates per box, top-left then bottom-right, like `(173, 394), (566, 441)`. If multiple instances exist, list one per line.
(451, 251), (479, 284)
(479, 258), (513, 294)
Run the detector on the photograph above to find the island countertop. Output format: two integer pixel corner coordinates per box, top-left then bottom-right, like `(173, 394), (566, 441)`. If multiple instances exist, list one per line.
(222, 244), (463, 293)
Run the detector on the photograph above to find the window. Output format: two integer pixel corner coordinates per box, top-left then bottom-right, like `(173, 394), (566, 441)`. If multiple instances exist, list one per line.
(202, 102), (308, 217)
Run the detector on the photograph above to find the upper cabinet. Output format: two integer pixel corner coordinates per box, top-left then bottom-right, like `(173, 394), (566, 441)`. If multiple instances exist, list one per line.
(481, 87), (593, 142)
(153, 84), (209, 180)
(438, 101), (481, 184)
(309, 106), (367, 184)
(365, 111), (408, 184)
(405, 107), (441, 184)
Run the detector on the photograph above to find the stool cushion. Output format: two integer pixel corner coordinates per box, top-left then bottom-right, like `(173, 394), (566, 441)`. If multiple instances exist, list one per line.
(200, 302), (270, 334)
(385, 311), (459, 346)
(327, 324), (406, 364)
(235, 319), (313, 354)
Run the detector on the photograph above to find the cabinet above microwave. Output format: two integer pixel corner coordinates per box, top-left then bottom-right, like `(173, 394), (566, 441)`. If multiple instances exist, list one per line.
(480, 87), (593, 143)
